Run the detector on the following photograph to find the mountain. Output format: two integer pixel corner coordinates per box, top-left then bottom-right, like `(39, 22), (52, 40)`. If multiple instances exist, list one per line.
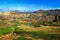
(33, 9), (60, 15)
(0, 9), (60, 22)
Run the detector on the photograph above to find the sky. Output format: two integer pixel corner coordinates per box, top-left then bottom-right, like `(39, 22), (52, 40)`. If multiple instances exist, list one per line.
(0, 0), (60, 12)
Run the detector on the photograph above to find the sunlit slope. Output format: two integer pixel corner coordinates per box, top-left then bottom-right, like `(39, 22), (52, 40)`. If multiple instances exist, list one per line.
(17, 24), (60, 34)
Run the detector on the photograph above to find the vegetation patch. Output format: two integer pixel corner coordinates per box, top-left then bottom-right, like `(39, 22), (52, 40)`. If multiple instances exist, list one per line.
(17, 35), (28, 40)
(0, 27), (14, 35)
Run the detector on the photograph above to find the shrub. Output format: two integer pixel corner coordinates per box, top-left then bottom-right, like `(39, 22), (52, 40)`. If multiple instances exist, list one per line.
(0, 27), (14, 35)
(46, 22), (54, 26)
(31, 21), (47, 27)
(17, 35), (28, 40)
(54, 22), (60, 26)
(26, 31), (60, 40)
(15, 27), (23, 32)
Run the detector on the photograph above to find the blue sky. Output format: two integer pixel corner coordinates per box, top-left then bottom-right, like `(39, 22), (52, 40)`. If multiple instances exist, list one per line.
(0, 0), (60, 11)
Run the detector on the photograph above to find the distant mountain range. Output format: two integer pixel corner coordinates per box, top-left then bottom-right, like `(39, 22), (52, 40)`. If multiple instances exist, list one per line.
(0, 9), (60, 16)
(0, 9), (60, 13)
(0, 9), (60, 23)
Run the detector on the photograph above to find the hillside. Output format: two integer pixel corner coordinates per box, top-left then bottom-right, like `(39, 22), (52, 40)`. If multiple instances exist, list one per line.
(0, 9), (60, 23)
(0, 9), (60, 40)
